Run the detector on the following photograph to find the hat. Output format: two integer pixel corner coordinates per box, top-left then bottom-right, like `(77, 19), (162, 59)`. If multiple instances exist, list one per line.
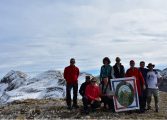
(91, 77), (97, 82)
(147, 63), (155, 68)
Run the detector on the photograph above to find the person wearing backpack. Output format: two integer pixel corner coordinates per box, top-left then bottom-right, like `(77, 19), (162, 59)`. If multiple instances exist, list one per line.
(146, 63), (163, 112)
(126, 60), (146, 113)
(64, 58), (80, 110)
(100, 77), (115, 112)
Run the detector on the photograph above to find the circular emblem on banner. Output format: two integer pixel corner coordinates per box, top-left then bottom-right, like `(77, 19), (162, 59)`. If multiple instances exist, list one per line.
(115, 81), (134, 107)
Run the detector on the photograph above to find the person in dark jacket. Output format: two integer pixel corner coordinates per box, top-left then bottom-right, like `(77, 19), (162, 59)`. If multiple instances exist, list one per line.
(139, 61), (148, 111)
(64, 58), (80, 110)
(113, 57), (125, 78)
(79, 76), (91, 99)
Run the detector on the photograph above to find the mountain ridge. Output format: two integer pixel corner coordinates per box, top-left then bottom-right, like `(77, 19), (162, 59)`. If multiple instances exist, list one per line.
(0, 68), (167, 104)
(0, 70), (92, 104)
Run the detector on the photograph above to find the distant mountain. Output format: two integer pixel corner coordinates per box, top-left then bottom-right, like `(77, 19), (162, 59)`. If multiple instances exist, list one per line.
(155, 69), (162, 73)
(1, 68), (166, 104)
(0, 70), (92, 104)
(159, 68), (167, 92)
(161, 68), (167, 79)
(0, 70), (28, 91)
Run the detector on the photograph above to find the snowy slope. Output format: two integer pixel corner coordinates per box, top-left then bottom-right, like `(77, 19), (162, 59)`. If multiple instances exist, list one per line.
(0, 70), (66, 104)
(0, 70), (28, 91)
(0, 70), (92, 104)
(78, 72), (92, 86)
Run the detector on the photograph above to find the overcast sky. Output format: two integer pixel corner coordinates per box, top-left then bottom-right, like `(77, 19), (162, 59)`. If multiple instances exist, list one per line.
(0, 0), (167, 77)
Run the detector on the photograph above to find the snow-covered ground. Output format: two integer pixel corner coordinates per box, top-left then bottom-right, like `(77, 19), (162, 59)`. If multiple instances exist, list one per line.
(0, 70), (91, 104)
(0, 68), (166, 104)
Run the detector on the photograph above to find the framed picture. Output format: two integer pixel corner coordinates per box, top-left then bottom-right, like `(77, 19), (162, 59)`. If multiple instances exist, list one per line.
(111, 77), (139, 112)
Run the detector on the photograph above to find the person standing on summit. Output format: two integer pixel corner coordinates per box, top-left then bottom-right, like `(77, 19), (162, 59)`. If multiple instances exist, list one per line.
(146, 63), (162, 112)
(64, 58), (80, 110)
(100, 57), (115, 83)
(139, 61), (148, 111)
(126, 60), (146, 113)
(113, 57), (125, 78)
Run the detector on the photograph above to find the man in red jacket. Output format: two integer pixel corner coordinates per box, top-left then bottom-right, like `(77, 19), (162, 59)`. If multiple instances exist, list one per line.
(83, 77), (101, 114)
(126, 60), (146, 113)
(64, 58), (80, 110)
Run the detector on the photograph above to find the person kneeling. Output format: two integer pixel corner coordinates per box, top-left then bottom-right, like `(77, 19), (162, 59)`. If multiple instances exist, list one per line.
(79, 76), (91, 101)
(83, 77), (101, 114)
(100, 77), (115, 112)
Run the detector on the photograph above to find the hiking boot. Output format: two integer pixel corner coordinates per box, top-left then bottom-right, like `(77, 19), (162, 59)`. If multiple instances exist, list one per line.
(84, 110), (89, 115)
(138, 110), (145, 114)
(67, 106), (72, 110)
(111, 109), (115, 113)
(147, 106), (151, 110)
(155, 109), (159, 113)
(91, 108), (96, 113)
(72, 105), (79, 109)
(139, 108), (145, 113)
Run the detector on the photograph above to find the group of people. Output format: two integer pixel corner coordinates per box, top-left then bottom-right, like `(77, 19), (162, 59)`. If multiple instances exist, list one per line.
(63, 57), (163, 114)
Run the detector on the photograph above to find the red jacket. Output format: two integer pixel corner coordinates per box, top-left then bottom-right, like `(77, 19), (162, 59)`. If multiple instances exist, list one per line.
(126, 67), (145, 96)
(64, 65), (79, 84)
(85, 84), (101, 101)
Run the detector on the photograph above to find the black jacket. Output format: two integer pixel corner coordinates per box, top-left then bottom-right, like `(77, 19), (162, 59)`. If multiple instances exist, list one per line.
(79, 82), (90, 97)
(139, 67), (148, 89)
(113, 63), (125, 78)
(139, 68), (148, 82)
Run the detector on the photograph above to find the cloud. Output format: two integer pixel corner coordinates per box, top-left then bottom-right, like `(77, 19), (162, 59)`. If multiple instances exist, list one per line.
(0, 0), (167, 77)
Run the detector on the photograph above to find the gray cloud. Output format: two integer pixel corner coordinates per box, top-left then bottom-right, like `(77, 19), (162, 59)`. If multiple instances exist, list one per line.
(0, 0), (167, 77)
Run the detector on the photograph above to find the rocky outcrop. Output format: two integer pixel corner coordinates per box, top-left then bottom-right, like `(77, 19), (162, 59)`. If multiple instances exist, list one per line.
(1, 70), (28, 91)
(0, 70), (66, 104)
(0, 70), (92, 104)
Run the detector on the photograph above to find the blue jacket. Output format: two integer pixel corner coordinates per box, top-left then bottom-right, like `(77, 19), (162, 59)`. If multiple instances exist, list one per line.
(100, 65), (114, 80)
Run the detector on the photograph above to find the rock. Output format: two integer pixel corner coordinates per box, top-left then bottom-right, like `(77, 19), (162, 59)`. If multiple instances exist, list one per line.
(1, 70), (28, 91)
(0, 70), (92, 104)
